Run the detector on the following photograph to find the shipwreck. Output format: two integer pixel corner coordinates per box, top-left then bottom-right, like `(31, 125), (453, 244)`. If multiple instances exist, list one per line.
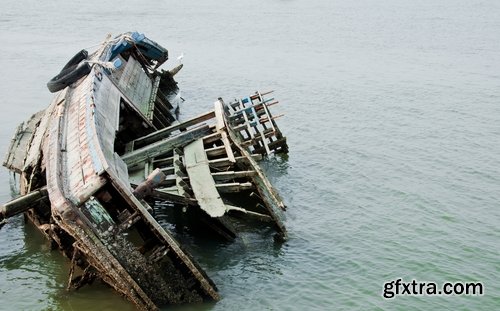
(0, 32), (289, 310)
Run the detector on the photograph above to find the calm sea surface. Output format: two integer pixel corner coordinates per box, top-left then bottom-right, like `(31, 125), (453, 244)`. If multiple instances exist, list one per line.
(1, 0), (499, 310)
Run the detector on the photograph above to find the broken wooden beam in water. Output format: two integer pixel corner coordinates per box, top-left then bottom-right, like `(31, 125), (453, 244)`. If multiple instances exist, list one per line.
(0, 186), (48, 220)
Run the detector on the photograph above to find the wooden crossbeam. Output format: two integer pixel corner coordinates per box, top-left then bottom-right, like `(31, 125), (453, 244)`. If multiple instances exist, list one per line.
(208, 155), (262, 169)
(215, 182), (253, 193)
(132, 110), (215, 149)
(211, 170), (256, 182)
(122, 125), (211, 168)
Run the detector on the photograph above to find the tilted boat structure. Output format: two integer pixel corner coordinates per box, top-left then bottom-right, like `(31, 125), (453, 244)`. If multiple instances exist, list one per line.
(0, 32), (289, 310)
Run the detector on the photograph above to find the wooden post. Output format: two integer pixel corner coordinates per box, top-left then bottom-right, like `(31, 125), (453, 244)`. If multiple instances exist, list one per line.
(0, 186), (48, 220)
(132, 169), (166, 200)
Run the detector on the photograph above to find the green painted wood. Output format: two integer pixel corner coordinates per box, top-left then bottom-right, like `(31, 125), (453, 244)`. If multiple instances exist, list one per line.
(184, 139), (226, 217)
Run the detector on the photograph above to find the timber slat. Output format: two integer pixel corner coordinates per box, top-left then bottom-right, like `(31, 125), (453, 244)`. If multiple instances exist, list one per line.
(122, 125), (212, 168)
(184, 139), (226, 217)
(133, 110), (215, 149)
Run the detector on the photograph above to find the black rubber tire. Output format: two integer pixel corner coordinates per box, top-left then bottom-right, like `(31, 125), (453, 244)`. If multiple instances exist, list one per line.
(61, 49), (88, 71)
(47, 56), (91, 93)
(47, 62), (92, 93)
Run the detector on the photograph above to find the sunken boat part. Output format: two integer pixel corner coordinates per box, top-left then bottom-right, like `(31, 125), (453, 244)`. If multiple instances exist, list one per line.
(1, 32), (289, 310)
(2, 32), (218, 310)
(125, 91), (289, 240)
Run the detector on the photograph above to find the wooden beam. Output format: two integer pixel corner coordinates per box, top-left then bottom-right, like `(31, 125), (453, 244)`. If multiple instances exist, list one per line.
(215, 182), (253, 193)
(133, 110), (215, 149)
(205, 145), (226, 157)
(208, 155), (262, 169)
(122, 125), (211, 168)
(150, 189), (198, 206)
(211, 170), (256, 182)
(132, 169), (166, 200)
(0, 186), (48, 220)
(153, 156), (174, 167)
(225, 204), (272, 222)
(202, 132), (221, 144)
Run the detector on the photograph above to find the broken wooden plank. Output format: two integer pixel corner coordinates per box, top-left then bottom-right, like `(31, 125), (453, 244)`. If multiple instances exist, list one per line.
(153, 156), (174, 166)
(202, 132), (222, 144)
(0, 186), (48, 220)
(215, 182), (254, 193)
(214, 100), (235, 162)
(208, 155), (263, 169)
(225, 204), (272, 222)
(132, 110), (215, 149)
(184, 139), (226, 217)
(3, 110), (46, 173)
(211, 170), (256, 182)
(122, 125), (211, 168)
(159, 166), (175, 175)
(151, 189), (198, 206)
(205, 145), (226, 157)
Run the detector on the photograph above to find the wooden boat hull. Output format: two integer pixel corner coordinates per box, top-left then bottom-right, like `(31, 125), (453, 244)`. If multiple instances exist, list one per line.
(3, 32), (219, 310)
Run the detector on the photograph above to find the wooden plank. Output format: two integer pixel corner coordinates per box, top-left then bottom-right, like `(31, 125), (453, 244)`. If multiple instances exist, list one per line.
(129, 184), (197, 206)
(184, 139), (226, 217)
(208, 155), (262, 169)
(152, 156), (173, 166)
(215, 182), (253, 193)
(133, 110), (215, 149)
(3, 110), (46, 173)
(159, 166), (174, 175)
(121, 125), (211, 168)
(147, 75), (161, 121)
(225, 204), (272, 222)
(117, 57), (153, 116)
(214, 100), (235, 162)
(211, 170), (256, 182)
(205, 145), (226, 157)
(202, 132), (221, 144)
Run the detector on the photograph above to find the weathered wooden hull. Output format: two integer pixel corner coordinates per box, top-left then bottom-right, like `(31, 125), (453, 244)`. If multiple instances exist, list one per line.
(3, 32), (219, 310)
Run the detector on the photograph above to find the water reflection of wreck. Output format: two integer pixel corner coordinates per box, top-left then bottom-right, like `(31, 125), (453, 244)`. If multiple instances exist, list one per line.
(0, 32), (288, 310)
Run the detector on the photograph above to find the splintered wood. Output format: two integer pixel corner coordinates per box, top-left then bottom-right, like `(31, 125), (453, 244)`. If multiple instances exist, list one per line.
(123, 91), (289, 239)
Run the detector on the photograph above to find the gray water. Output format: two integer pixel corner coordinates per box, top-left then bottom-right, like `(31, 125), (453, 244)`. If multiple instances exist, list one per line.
(1, 0), (499, 310)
